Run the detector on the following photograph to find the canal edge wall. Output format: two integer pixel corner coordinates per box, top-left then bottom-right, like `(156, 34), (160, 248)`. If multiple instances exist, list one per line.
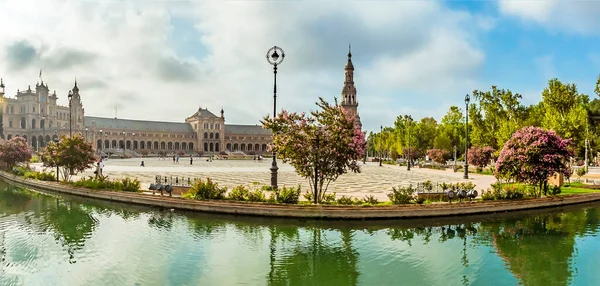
(2, 171), (600, 220)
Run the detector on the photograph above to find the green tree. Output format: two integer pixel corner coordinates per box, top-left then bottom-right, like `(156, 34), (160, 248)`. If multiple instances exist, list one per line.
(41, 134), (97, 182)
(262, 97), (365, 203)
(540, 79), (588, 152)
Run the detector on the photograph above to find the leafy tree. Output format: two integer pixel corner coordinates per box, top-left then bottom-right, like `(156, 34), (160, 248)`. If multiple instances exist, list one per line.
(0, 137), (32, 169)
(41, 134), (97, 182)
(495, 126), (573, 197)
(540, 79), (588, 155)
(426, 149), (449, 165)
(595, 74), (600, 97)
(262, 97), (364, 203)
(467, 145), (495, 172)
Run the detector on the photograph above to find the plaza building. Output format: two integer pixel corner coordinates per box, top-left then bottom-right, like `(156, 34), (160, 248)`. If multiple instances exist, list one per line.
(0, 48), (361, 155)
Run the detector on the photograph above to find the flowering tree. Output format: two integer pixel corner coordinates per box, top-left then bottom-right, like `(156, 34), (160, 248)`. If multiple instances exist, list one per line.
(468, 146), (495, 172)
(495, 126), (573, 197)
(41, 134), (97, 182)
(262, 97), (365, 203)
(426, 149), (449, 165)
(0, 137), (32, 169)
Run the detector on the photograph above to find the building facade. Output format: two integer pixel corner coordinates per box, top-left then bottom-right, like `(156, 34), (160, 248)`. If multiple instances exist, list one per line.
(0, 49), (360, 154)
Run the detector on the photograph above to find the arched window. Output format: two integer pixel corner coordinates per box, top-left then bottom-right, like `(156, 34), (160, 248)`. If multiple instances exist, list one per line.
(233, 143), (239, 151)
(97, 140), (103, 149)
(21, 117), (26, 129)
(182, 142), (187, 150)
(209, 142), (214, 152)
(168, 142), (173, 150)
(209, 133), (214, 139)
(226, 143), (231, 151)
(31, 119), (36, 129)
(215, 143), (220, 152)
(215, 133), (220, 139)
(161, 142), (166, 149)
(189, 142), (194, 150)
(154, 142), (159, 149)
(204, 142), (208, 152)
(255, 144), (260, 151)
(104, 140), (110, 149)
(175, 142), (180, 150)
(204, 132), (208, 139)
(262, 144), (267, 152)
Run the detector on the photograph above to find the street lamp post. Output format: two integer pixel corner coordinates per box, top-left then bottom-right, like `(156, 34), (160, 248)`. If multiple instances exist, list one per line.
(0, 95), (5, 140)
(85, 127), (88, 142)
(68, 90), (73, 137)
(464, 94), (470, 179)
(99, 129), (103, 152)
(379, 125), (383, 167)
(362, 131), (367, 164)
(406, 115), (412, 171)
(266, 46), (285, 190)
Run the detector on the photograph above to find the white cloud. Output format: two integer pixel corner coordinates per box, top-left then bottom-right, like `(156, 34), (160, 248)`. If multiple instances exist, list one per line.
(0, 0), (489, 132)
(498, 0), (600, 35)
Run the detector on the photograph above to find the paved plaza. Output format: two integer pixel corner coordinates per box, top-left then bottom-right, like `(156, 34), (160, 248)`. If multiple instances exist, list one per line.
(32, 158), (496, 201)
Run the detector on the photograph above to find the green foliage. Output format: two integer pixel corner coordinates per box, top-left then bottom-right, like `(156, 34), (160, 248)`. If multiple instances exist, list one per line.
(576, 167), (587, 180)
(121, 177), (141, 192)
(184, 178), (227, 200)
(362, 195), (379, 205)
(322, 192), (337, 203)
(41, 134), (96, 182)
(483, 183), (529, 200)
(336, 195), (355, 205)
(247, 189), (266, 202)
(30, 155), (40, 163)
(229, 185), (250, 201)
(387, 185), (415, 204)
(274, 185), (301, 204)
(72, 176), (124, 190)
(23, 169), (57, 181)
(11, 166), (31, 176)
(549, 185), (562, 196)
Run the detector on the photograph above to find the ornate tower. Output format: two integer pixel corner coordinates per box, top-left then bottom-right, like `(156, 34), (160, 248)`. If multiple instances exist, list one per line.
(70, 79), (85, 131)
(341, 45), (362, 129)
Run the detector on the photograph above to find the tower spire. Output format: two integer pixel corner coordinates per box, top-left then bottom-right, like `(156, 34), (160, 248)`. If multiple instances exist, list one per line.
(73, 77), (79, 94)
(348, 43), (352, 57)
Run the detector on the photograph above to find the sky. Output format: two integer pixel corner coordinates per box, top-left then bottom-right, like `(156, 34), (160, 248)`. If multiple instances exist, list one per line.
(0, 0), (599, 133)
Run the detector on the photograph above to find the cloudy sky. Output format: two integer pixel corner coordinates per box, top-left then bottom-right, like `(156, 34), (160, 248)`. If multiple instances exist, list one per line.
(1, 0), (599, 133)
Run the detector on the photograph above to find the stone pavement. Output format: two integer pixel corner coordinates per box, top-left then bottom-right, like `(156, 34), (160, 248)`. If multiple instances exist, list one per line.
(31, 158), (496, 201)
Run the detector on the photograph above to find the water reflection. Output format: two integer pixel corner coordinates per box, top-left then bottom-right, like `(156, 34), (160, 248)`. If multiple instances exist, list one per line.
(0, 181), (599, 285)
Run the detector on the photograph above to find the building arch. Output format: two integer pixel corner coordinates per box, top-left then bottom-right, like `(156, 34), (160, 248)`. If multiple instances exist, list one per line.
(45, 135), (51, 145)
(215, 142), (220, 152)
(160, 142), (166, 150)
(233, 143), (239, 151)
(254, 144), (260, 151)
(21, 117), (26, 129)
(111, 140), (117, 148)
(226, 143), (232, 151)
(38, 135), (43, 147)
(31, 119), (36, 129)
(262, 144), (267, 152)
(204, 142), (208, 152)
(104, 140), (110, 149)
(154, 142), (159, 150)
(168, 142), (173, 150)
(204, 132), (208, 139)
(97, 140), (102, 149)
(133, 141), (139, 149)
(181, 142), (187, 150)
(31, 136), (37, 149)
(188, 142), (194, 151)
(119, 140), (125, 149)
(241, 144), (246, 152)
(215, 133), (220, 139)
(23, 135), (27, 142)
(175, 142), (180, 150)
(140, 141), (145, 149)
(209, 142), (214, 152)
(126, 140), (131, 149)
(209, 133), (214, 139)
(247, 144), (253, 151)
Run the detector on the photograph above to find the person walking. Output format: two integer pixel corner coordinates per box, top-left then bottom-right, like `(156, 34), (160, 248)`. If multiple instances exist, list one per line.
(176, 154), (180, 164)
(172, 154), (176, 164)
(99, 159), (105, 176)
(95, 161), (101, 179)
(140, 155), (145, 167)
(190, 155), (193, 165)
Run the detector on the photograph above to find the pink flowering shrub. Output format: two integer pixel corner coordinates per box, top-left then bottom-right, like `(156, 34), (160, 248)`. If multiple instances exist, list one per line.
(41, 134), (97, 182)
(262, 97), (365, 203)
(426, 149), (449, 165)
(468, 146), (495, 172)
(0, 137), (32, 169)
(495, 126), (573, 197)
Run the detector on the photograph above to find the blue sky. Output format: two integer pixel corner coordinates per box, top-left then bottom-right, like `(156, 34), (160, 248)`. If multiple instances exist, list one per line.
(1, 1), (599, 133)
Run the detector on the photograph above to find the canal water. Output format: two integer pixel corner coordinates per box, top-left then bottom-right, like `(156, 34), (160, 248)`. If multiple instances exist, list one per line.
(0, 181), (599, 286)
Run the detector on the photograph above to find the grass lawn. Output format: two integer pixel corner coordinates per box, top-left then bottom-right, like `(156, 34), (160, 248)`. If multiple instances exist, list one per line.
(560, 182), (600, 195)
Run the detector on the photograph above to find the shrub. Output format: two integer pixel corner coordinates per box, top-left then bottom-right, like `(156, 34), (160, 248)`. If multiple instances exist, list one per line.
(415, 197), (425, 204)
(387, 185), (415, 204)
(337, 195), (354, 205)
(72, 176), (123, 190)
(549, 185), (561, 196)
(12, 166), (31, 176)
(247, 189), (266, 202)
(303, 191), (313, 202)
(322, 192), (337, 204)
(481, 189), (494, 201)
(121, 177), (141, 192)
(229, 185), (250, 201)
(187, 178), (227, 200)
(30, 155), (40, 163)
(23, 170), (56, 181)
(576, 167), (587, 181)
(363, 195), (379, 205)
(274, 185), (301, 204)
